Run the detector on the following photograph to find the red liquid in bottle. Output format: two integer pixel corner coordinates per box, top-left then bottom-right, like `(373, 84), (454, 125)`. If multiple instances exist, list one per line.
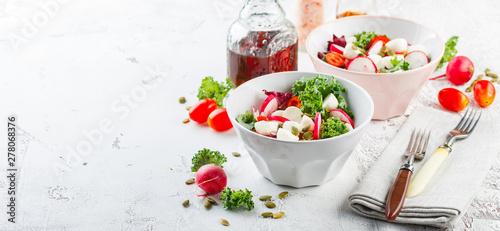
(228, 31), (298, 86)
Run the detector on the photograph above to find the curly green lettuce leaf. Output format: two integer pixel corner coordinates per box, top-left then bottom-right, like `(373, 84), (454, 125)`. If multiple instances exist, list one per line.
(320, 117), (348, 139)
(236, 110), (256, 130)
(380, 57), (410, 73)
(292, 75), (353, 119)
(197, 76), (235, 107)
(353, 31), (378, 49)
(220, 187), (254, 211)
(437, 36), (458, 69)
(191, 148), (227, 172)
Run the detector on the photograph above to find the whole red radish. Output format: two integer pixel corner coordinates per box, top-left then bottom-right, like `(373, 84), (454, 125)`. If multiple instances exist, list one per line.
(195, 164), (227, 195)
(446, 56), (474, 85)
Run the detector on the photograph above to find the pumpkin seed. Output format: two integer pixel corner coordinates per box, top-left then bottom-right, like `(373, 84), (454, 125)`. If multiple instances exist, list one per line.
(302, 124), (311, 133)
(232, 152), (241, 157)
(204, 201), (212, 210)
(207, 197), (218, 205)
(179, 97), (186, 104)
(259, 195), (272, 201)
(486, 73), (498, 78)
(485, 68), (491, 74)
(273, 212), (285, 219)
(278, 191), (289, 199)
(220, 218), (229, 226)
(182, 200), (190, 207)
(387, 49), (395, 56)
(466, 74), (484, 92)
(261, 212), (274, 218)
(351, 45), (358, 50)
(291, 126), (300, 136)
(185, 178), (195, 185)
(185, 106), (191, 110)
(182, 118), (190, 124)
(378, 52), (386, 57)
(265, 201), (276, 208)
(302, 132), (313, 140)
(380, 46), (388, 53)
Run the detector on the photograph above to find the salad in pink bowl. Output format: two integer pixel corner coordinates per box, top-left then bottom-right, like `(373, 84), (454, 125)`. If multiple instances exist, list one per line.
(318, 31), (430, 73)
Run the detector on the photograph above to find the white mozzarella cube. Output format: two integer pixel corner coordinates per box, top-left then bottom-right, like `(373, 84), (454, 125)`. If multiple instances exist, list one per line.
(254, 121), (280, 136)
(276, 129), (299, 141)
(300, 115), (314, 132)
(283, 106), (302, 123)
(322, 93), (339, 111)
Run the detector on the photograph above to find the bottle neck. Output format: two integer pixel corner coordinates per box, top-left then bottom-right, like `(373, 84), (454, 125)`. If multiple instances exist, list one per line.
(238, 0), (286, 30)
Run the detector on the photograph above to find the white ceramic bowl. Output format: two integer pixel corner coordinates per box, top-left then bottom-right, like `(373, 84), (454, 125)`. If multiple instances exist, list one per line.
(226, 71), (374, 188)
(306, 16), (444, 120)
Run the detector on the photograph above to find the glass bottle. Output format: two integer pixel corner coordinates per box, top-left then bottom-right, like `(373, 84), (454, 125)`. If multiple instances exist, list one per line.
(227, 0), (299, 86)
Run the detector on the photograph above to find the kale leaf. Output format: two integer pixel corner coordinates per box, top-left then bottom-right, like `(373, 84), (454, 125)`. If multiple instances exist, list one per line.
(320, 117), (349, 139)
(191, 148), (227, 172)
(197, 76), (235, 107)
(220, 187), (254, 211)
(292, 75), (353, 119)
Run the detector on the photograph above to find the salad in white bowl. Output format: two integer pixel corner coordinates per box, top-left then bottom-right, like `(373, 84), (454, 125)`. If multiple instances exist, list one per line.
(317, 31), (430, 73)
(235, 75), (355, 141)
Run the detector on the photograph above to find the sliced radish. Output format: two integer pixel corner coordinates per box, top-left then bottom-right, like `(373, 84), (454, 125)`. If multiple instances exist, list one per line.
(270, 110), (284, 117)
(267, 116), (289, 123)
(407, 44), (428, 55)
(346, 56), (377, 73)
(300, 115), (314, 132)
(276, 129), (299, 141)
(367, 40), (383, 56)
(343, 43), (362, 59)
(254, 121), (280, 136)
(346, 123), (353, 131)
(282, 106), (302, 123)
(260, 95), (278, 117)
(251, 106), (259, 120)
(404, 50), (429, 69)
(313, 112), (321, 140)
(329, 43), (345, 54)
(329, 109), (354, 128)
(322, 93), (339, 111)
(385, 38), (408, 54)
(368, 54), (383, 70)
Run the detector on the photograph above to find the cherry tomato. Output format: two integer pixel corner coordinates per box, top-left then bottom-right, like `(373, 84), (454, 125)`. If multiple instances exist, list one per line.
(189, 98), (218, 123)
(287, 96), (302, 108)
(438, 88), (469, 112)
(369, 35), (390, 48)
(473, 80), (496, 107)
(207, 108), (233, 131)
(325, 52), (346, 67)
(256, 116), (268, 121)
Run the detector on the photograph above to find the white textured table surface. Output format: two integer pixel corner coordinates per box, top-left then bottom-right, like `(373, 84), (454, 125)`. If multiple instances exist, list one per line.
(1, 0), (499, 230)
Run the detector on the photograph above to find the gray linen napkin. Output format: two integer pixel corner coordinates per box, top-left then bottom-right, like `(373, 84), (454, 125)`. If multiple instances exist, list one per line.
(349, 106), (500, 228)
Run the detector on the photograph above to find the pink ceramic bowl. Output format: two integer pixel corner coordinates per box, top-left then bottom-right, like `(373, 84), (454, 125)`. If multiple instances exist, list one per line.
(306, 16), (444, 120)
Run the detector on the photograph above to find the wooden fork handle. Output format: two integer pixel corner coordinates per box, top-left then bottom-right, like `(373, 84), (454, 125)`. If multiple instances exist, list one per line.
(407, 146), (451, 198)
(385, 169), (412, 221)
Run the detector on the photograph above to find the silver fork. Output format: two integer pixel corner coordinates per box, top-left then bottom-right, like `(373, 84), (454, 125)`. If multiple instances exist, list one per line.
(385, 129), (431, 221)
(407, 108), (482, 198)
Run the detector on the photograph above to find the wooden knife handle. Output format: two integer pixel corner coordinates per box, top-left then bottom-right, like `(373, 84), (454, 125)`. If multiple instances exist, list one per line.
(385, 169), (413, 221)
(406, 147), (450, 198)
